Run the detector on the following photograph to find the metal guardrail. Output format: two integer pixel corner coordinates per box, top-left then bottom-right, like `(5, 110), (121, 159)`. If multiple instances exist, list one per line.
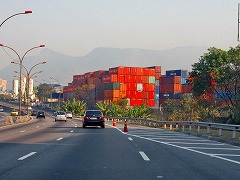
(106, 117), (240, 139)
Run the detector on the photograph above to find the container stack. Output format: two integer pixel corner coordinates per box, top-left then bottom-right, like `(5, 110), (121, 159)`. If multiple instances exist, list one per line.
(64, 66), (161, 107)
(159, 69), (189, 104)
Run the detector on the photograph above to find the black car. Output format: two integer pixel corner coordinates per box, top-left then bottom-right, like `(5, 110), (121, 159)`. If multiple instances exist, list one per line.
(83, 110), (105, 128)
(36, 111), (45, 118)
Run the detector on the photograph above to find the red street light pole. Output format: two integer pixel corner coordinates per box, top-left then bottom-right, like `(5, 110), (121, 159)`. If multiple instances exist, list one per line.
(0, 10), (32, 28)
(0, 44), (45, 115)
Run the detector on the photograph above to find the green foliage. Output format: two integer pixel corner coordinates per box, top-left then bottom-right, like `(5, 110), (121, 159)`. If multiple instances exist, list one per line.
(61, 98), (86, 115)
(96, 101), (153, 119)
(189, 45), (240, 124)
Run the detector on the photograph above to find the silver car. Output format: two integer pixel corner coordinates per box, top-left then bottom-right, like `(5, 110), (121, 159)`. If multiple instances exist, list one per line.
(66, 111), (73, 119)
(55, 111), (67, 122)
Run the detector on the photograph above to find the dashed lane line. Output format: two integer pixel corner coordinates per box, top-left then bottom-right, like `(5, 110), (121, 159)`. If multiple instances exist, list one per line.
(20, 130), (26, 133)
(57, 137), (63, 141)
(128, 137), (133, 141)
(139, 151), (150, 161)
(18, 152), (37, 161)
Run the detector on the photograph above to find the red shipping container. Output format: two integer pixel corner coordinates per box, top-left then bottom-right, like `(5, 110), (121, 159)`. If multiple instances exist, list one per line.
(160, 76), (181, 84)
(143, 84), (155, 91)
(147, 99), (155, 107)
(143, 68), (150, 76)
(147, 66), (161, 73)
(136, 99), (143, 106)
(125, 75), (132, 83)
(135, 76), (143, 83)
(148, 91), (154, 99)
(130, 67), (138, 75)
(142, 92), (148, 99)
(160, 84), (182, 93)
(136, 91), (143, 99)
(124, 67), (131, 75)
(118, 75), (125, 83)
(148, 69), (155, 76)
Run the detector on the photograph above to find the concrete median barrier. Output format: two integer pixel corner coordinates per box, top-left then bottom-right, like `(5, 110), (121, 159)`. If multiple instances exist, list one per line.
(4, 116), (14, 125)
(15, 116), (31, 124)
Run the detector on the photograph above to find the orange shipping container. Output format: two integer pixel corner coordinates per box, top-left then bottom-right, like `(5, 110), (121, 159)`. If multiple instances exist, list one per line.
(143, 84), (155, 91)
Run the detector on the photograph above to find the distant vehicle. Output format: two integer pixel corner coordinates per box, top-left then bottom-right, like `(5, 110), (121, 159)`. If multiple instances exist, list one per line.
(0, 106), (3, 112)
(11, 109), (18, 116)
(27, 106), (32, 110)
(55, 111), (67, 122)
(66, 111), (73, 119)
(36, 111), (45, 118)
(31, 110), (38, 116)
(83, 110), (105, 128)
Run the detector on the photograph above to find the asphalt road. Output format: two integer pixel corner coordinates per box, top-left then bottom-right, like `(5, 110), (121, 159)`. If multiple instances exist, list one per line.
(0, 116), (240, 180)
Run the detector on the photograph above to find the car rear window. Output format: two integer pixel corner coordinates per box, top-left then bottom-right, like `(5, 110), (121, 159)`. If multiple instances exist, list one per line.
(86, 111), (102, 116)
(57, 111), (66, 115)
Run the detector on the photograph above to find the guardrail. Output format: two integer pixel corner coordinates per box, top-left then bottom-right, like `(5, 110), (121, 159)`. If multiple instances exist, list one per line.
(106, 117), (240, 139)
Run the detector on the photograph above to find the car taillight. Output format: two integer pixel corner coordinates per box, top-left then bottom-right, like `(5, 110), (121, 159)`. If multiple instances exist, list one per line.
(84, 116), (89, 119)
(100, 116), (104, 119)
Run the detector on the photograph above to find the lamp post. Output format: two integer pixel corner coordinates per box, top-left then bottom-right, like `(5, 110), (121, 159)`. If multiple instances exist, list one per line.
(0, 10), (32, 28)
(0, 43), (45, 115)
(50, 77), (62, 108)
(12, 61), (46, 114)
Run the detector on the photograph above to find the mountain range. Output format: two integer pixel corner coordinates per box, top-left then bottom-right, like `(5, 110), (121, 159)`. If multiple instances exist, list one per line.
(0, 46), (207, 90)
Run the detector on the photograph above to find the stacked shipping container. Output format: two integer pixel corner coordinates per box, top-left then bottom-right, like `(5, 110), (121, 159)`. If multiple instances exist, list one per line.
(64, 67), (193, 108)
(64, 66), (161, 107)
(159, 69), (192, 104)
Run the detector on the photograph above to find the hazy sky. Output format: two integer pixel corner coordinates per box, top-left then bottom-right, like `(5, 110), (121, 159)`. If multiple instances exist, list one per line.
(0, 0), (239, 69)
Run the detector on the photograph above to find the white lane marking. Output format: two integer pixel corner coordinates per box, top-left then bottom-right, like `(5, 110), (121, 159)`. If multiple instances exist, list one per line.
(43, 124), (46, 126)
(70, 130), (74, 133)
(209, 154), (240, 157)
(57, 137), (63, 141)
(152, 138), (210, 141)
(113, 126), (240, 166)
(20, 130), (25, 133)
(139, 151), (150, 161)
(188, 147), (240, 150)
(167, 142), (225, 145)
(128, 137), (133, 141)
(36, 126), (39, 128)
(18, 152), (37, 161)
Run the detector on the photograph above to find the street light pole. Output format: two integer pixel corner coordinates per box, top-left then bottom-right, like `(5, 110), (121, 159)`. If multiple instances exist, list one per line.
(0, 10), (32, 28)
(0, 44), (45, 115)
(50, 77), (62, 108)
(12, 61), (46, 114)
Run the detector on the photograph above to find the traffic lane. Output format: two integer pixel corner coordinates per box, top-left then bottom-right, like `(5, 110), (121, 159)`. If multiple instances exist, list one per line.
(0, 117), (82, 144)
(0, 125), (162, 180)
(121, 128), (240, 179)
(0, 118), (83, 178)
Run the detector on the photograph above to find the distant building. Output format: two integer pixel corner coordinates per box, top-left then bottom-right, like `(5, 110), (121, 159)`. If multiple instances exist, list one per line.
(0, 78), (7, 92)
(13, 79), (19, 98)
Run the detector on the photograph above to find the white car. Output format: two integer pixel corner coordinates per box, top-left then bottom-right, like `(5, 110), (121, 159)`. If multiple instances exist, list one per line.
(0, 106), (3, 112)
(66, 111), (73, 119)
(55, 111), (67, 122)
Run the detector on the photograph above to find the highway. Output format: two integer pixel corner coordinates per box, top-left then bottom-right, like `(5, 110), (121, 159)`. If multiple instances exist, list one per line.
(0, 115), (240, 180)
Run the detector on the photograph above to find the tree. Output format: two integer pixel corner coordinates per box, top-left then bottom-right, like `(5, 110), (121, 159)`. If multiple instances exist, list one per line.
(35, 83), (53, 103)
(62, 98), (86, 115)
(189, 46), (240, 123)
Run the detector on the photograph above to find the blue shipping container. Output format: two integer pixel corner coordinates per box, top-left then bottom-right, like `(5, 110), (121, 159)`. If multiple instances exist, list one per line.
(166, 69), (188, 77)
(181, 78), (187, 84)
